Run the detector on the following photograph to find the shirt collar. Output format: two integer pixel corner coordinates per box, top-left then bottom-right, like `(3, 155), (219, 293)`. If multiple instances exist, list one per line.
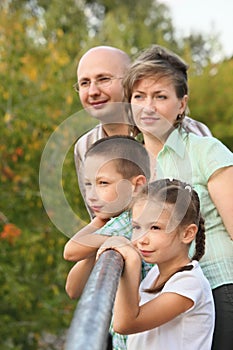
(163, 127), (187, 158)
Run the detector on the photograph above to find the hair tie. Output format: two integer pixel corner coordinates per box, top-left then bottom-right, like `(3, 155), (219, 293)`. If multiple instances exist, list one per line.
(184, 185), (192, 193)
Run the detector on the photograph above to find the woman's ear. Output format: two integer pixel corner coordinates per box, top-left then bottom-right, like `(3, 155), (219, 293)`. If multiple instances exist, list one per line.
(182, 224), (198, 244)
(179, 94), (188, 115)
(131, 175), (147, 194)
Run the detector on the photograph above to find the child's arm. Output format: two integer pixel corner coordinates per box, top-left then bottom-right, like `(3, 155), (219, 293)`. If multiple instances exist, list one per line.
(98, 237), (194, 335)
(65, 256), (96, 299)
(63, 217), (109, 261)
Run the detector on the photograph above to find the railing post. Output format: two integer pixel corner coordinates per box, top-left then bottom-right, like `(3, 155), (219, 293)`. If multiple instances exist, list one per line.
(65, 249), (124, 350)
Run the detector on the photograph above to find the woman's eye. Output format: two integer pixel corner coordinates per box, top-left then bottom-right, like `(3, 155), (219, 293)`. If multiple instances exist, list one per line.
(132, 94), (143, 100)
(156, 95), (166, 100)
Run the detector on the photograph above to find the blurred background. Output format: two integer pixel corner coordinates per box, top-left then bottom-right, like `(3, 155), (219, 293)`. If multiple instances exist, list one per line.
(0, 0), (232, 349)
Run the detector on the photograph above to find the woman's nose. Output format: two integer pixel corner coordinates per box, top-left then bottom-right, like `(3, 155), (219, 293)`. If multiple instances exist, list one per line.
(144, 97), (157, 110)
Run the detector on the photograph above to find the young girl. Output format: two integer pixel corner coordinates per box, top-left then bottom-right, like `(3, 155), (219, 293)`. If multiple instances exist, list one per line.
(98, 178), (215, 350)
(123, 44), (233, 349)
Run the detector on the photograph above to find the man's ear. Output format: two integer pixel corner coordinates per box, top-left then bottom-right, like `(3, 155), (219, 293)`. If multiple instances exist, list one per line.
(131, 175), (147, 194)
(182, 224), (198, 244)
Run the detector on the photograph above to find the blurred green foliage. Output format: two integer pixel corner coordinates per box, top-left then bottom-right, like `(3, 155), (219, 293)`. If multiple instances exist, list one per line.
(0, 0), (232, 348)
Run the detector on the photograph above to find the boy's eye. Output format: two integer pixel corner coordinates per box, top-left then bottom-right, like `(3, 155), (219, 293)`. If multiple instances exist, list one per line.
(132, 225), (141, 231)
(98, 181), (109, 186)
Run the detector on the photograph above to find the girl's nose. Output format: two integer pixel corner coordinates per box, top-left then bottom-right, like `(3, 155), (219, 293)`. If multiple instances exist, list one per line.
(134, 231), (150, 245)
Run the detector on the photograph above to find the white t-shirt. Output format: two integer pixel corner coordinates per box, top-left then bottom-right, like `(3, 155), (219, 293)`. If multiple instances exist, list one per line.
(127, 261), (215, 350)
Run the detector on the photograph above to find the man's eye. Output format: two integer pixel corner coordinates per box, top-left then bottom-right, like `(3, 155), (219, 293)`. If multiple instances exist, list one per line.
(97, 77), (111, 83)
(84, 182), (91, 186)
(80, 81), (90, 87)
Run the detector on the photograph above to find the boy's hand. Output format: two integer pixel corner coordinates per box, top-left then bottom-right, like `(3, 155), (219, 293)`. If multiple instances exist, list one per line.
(91, 216), (109, 229)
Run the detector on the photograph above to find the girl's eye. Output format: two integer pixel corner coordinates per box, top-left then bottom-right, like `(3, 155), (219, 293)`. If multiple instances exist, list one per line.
(151, 225), (160, 230)
(132, 225), (141, 231)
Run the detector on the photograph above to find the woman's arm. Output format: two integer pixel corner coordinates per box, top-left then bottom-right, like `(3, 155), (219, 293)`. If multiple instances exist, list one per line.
(63, 217), (109, 261)
(65, 256), (96, 299)
(208, 166), (233, 240)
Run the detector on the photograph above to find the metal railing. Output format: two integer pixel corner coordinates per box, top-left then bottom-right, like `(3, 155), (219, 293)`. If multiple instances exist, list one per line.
(65, 249), (124, 350)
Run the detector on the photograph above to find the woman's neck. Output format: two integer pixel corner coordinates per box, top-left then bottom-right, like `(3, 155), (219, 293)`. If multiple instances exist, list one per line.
(143, 133), (164, 158)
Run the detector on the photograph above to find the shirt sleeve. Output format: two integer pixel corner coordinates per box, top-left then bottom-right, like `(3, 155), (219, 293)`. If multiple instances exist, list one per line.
(197, 137), (233, 181)
(162, 268), (202, 306)
(95, 211), (132, 239)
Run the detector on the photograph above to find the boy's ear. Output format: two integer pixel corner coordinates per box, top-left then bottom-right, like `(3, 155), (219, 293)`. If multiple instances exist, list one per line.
(182, 224), (198, 244)
(131, 175), (147, 194)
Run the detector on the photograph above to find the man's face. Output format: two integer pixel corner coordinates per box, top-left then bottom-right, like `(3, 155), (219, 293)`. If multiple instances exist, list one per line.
(77, 48), (126, 122)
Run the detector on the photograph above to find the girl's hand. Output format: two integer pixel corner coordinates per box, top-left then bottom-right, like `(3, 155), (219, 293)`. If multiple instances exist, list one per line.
(96, 236), (141, 262)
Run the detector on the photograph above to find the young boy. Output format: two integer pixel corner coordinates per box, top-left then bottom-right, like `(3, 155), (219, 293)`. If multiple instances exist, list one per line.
(63, 135), (151, 349)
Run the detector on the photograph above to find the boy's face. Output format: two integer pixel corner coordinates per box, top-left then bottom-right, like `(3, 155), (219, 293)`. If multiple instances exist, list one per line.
(84, 156), (134, 219)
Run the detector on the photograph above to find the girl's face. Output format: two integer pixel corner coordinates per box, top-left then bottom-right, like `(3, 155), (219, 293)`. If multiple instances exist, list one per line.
(130, 77), (187, 140)
(132, 199), (186, 266)
(84, 156), (134, 219)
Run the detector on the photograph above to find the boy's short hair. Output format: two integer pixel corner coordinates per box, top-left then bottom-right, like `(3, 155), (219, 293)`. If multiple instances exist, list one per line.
(85, 135), (151, 181)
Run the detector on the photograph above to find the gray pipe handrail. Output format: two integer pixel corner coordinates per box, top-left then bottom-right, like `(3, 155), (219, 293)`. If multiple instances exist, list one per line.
(65, 249), (124, 350)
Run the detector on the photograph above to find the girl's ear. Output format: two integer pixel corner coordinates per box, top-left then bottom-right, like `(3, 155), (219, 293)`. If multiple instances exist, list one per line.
(131, 175), (147, 194)
(182, 224), (198, 244)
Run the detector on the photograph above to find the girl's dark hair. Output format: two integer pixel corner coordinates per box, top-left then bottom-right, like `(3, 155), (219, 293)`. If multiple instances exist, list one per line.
(133, 178), (205, 293)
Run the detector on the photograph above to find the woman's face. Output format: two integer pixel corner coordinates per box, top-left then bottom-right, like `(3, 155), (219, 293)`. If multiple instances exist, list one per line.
(130, 77), (188, 140)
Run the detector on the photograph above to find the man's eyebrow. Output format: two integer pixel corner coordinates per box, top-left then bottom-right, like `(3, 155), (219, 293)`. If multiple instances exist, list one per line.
(79, 73), (113, 80)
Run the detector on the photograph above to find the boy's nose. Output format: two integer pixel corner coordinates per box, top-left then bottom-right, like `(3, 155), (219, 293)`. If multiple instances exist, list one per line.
(86, 186), (98, 201)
